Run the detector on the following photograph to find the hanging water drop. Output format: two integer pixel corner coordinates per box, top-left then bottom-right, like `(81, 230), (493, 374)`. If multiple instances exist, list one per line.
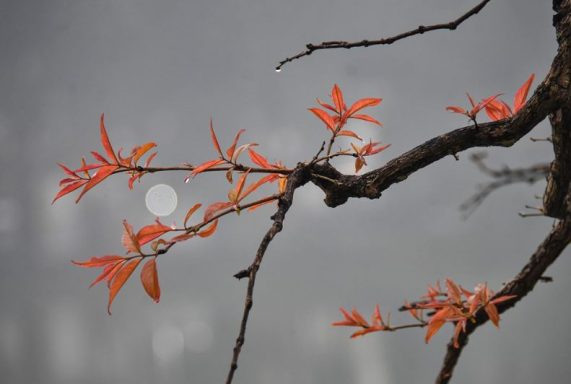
(275, 68), (282, 73)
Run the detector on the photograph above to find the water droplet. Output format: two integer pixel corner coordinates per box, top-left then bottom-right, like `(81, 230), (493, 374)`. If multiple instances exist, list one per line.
(275, 68), (282, 73)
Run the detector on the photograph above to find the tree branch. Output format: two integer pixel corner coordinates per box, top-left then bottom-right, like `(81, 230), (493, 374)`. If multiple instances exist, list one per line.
(435, 187), (571, 383)
(543, 107), (571, 217)
(276, 0), (491, 71)
(225, 165), (310, 384)
(460, 152), (549, 218)
(309, 69), (560, 207)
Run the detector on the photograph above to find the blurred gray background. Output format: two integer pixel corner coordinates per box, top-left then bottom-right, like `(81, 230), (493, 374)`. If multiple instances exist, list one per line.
(1, 0), (569, 383)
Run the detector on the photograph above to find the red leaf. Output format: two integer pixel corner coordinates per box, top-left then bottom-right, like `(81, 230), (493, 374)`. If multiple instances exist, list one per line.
(90, 151), (109, 164)
(198, 220), (218, 238)
(170, 232), (195, 243)
(485, 99), (512, 121)
(89, 261), (124, 288)
(133, 142), (157, 164)
(226, 129), (246, 159)
(241, 174), (278, 201)
(308, 108), (336, 132)
(52, 180), (88, 204)
(100, 114), (118, 165)
(513, 73), (535, 112)
(72, 255), (125, 268)
(248, 148), (272, 169)
(144, 152), (158, 168)
(484, 303), (500, 327)
(231, 143), (258, 163)
(316, 98), (337, 113)
(58, 163), (78, 177)
(337, 130), (363, 141)
(229, 171), (250, 203)
(136, 220), (172, 246)
(446, 106), (467, 115)
(140, 258), (160, 303)
(210, 119), (224, 158)
(191, 159), (225, 176)
(345, 98), (382, 118)
(247, 197), (277, 212)
(350, 114), (382, 126)
(331, 84), (345, 113)
(108, 257), (142, 314)
(121, 220), (141, 254)
(425, 319), (446, 344)
(73, 163), (104, 173)
(204, 201), (233, 221)
(184, 203), (202, 227)
(75, 165), (119, 203)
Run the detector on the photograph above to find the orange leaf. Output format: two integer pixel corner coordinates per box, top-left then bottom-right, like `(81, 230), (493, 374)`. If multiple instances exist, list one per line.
(490, 294), (517, 305)
(446, 279), (462, 303)
(72, 255), (125, 268)
(350, 114), (382, 126)
(247, 197), (277, 212)
(89, 261), (124, 288)
(485, 99), (511, 121)
(345, 98), (382, 119)
(91, 151), (109, 164)
(52, 180), (88, 204)
(140, 258), (160, 303)
(513, 73), (535, 112)
(248, 148), (272, 169)
(241, 174), (278, 201)
(198, 219), (218, 238)
(136, 221), (172, 246)
(226, 129), (246, 159)
(108, 257), (142, 314)
(122, 220), (141, 254)
(351, 308), (369, 327)
(184, 203), (202, 227)
(133, 142), (157, 164)
(100, 114), (118, 165)
(350, 327), (383, 338)
(210, 119), (224, 158)
(316, 98), (337, 113)
(337, 130), (362, 141)
(229, 171), (250, 204)
(484, 303), (500, 327)
(309, 108), (336, 132)
(191, 159), (225, 176)
(446, 106), (467, 115)
(58, 163), (78, 177)
(231, 143), (258, 163)
(144, 152), (158, 168)
(75, 165), (119, 203)
(425, 319), (446, 344)
(331, 84), (345, 113)
(204, 201), (233, 221)
(170, 232), (195, 243)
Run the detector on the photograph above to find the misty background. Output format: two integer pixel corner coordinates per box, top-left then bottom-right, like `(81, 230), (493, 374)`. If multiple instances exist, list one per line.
(1, 0), (569, 383)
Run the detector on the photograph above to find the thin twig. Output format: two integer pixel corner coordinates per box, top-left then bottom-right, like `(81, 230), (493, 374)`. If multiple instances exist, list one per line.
(225, 166), (309, 384)
(460, 153), (549, 218)
(276, 0), (491, 70)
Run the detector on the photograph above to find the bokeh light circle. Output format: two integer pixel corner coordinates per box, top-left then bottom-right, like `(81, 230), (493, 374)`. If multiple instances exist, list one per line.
(145, 184), (178, 216)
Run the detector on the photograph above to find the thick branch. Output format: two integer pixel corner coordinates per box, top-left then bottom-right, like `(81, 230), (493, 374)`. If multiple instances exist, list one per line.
(310, 71), (559, 207)
(543, 107), (571, 217)
(225, 165), (310, 384)
(276, 0), (490, 70)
